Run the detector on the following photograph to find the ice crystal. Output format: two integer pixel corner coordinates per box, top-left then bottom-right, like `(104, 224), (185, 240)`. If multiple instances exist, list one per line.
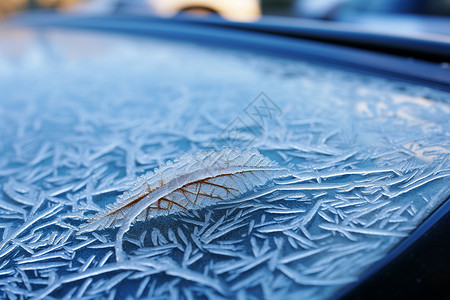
(80, 148), (288, 260)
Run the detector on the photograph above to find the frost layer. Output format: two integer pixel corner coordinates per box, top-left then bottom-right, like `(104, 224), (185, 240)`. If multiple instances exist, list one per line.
(0, 28), (449, 300)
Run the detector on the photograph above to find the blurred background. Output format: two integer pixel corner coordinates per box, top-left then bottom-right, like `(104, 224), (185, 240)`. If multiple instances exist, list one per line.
(1, 0), (450, 35)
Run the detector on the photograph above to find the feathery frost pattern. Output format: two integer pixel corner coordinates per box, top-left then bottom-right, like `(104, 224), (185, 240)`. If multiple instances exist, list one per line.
(80, 148), (289, 258)
(81, 148), (287, 233)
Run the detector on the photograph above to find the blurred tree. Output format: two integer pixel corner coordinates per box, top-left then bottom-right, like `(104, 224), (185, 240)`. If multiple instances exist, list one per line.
(260, 0), (296, 16)
(0, 0), (27, 18)
(0, 0), (80, 18)
(32, 0), (80, 9)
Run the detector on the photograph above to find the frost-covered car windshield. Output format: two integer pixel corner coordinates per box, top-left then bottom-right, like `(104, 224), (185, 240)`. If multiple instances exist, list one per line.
(0, 28), (449, 299)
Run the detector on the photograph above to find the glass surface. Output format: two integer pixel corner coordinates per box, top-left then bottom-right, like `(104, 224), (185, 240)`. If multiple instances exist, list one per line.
(0, 28), (449, 299)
